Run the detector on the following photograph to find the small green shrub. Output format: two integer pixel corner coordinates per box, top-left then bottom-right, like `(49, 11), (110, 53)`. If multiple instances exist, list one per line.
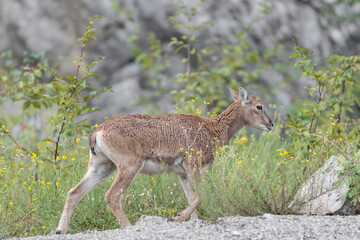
(0, 15), (111, 237)
(287, 40), (360, 207)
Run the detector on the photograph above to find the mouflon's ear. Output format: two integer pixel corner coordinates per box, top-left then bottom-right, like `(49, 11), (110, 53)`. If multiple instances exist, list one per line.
(228, 86), (239, 101)
(239, 87), (250, 104)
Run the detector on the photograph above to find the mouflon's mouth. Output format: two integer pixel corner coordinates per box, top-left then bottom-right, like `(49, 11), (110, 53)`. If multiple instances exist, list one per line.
(262, 124), (273, 132)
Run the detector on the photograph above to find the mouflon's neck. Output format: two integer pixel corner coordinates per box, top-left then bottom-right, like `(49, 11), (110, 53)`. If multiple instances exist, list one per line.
(212, 101), (246, 143)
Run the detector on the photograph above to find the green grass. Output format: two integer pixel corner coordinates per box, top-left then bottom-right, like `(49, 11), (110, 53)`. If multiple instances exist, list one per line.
(198, 130), (307, 219)
(0, 125), (333, 238)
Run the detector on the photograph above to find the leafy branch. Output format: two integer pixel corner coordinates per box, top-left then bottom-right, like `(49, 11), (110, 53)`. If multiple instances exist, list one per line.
(0, 15), (108, 167)
(51, 15), (103, 163)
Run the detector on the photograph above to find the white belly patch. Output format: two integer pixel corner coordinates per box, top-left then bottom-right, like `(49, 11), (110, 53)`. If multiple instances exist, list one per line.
(140, 157), (186, 176)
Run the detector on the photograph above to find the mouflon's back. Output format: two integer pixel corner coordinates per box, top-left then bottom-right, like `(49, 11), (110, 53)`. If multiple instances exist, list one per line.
(90, 114), (216, 161)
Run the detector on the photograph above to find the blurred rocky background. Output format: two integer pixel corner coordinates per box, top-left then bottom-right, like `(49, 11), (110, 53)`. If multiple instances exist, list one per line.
(1, 0), (360, 122)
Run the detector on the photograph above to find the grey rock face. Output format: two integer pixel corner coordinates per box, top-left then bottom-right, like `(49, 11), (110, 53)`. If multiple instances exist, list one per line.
(1, 0), (360, 121)
(290, 156), (359, 215)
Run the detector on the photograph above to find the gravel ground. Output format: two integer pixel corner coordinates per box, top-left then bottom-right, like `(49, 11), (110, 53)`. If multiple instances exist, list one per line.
(8, 215), (360, 240)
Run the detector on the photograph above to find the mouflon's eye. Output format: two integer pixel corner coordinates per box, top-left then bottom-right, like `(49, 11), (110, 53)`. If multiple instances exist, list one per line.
(256, 106), (262, 111)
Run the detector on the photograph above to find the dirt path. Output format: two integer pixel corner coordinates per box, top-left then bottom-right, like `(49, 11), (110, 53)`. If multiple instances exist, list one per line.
(9, 215), (360, 240)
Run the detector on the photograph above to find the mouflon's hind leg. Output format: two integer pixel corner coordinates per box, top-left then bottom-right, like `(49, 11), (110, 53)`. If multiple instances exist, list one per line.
(177, 175), (198, 220)
(171, 172), (201, 222)
(56, 153), (116, 234)
(104, 157), (144, 228)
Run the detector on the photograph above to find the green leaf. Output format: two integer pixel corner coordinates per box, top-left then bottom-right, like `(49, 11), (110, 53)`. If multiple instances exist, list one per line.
(34, 69), (42, 78)
(23, 101), (31, 110)
(292, 38), (298, 46)
(126, 35), (139, 43)
(305, 87), (317, 97)
(289, 52), (301, 59)
(32, 101), (41, 109)
(196, 53), (202, 63)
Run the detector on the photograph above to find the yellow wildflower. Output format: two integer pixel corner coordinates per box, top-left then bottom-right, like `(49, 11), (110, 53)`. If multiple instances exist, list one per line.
(240, 136), (248, 144)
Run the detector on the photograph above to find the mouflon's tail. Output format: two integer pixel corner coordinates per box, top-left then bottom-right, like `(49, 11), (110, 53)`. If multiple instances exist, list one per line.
(90, 132), (97, 155)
